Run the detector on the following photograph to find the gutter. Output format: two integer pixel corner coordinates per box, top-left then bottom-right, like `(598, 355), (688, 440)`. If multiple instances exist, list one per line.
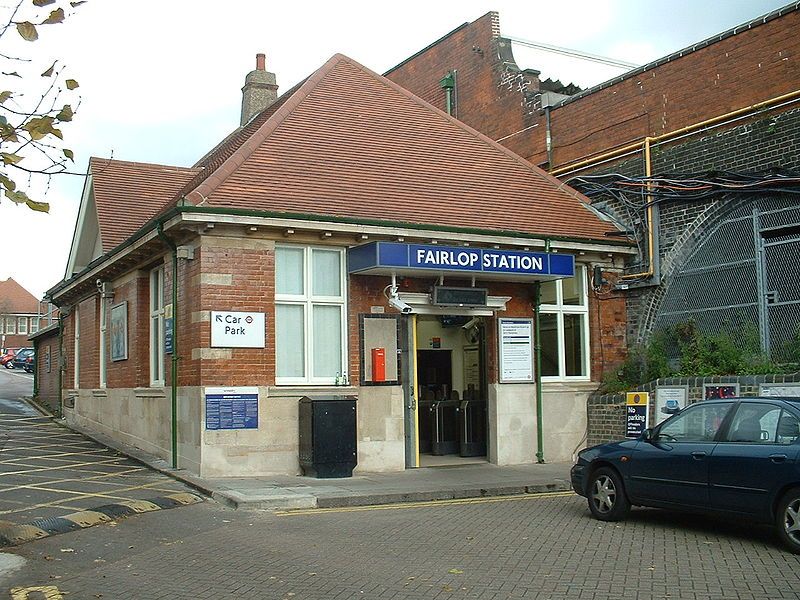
(156, 222), (179, 470)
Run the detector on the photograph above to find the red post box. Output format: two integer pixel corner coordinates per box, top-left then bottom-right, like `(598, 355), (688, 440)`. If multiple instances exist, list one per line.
(371, 348), (386, 382)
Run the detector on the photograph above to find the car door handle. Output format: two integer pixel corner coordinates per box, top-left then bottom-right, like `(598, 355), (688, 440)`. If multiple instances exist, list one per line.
(769, 454), (788, 463)
(691, 451), (706, 460)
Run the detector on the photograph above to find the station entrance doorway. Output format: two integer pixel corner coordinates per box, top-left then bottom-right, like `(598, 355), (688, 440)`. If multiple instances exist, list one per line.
(412, 315), (488, 467)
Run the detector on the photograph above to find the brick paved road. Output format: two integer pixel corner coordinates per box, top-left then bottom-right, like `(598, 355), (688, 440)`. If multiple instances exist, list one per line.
(4, 491), (799, 599)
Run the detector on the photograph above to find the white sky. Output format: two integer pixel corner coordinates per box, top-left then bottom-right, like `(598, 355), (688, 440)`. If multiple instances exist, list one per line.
(0, 0), (790, 298)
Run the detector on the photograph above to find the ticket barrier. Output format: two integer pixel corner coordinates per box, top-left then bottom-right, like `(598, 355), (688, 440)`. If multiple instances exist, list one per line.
(431, 399), (460, 455)
(459, 399), (487, 457)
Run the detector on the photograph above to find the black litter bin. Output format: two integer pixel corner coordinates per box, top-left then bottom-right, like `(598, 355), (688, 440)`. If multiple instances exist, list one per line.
(459, 399), (487, 457)
(299, 395), (357, 478)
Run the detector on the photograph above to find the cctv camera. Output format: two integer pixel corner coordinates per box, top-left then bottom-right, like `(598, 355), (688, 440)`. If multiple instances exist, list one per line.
(388, 296), (412, 314)
(462, 317), (480, 330)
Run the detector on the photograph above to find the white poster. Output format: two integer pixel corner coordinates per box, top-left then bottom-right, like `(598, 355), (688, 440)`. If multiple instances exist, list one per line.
(655, 386), (688, 425)
(210, 311), (266, 348)
(759, 383), (800, 397)
(499, 318), (533, 383)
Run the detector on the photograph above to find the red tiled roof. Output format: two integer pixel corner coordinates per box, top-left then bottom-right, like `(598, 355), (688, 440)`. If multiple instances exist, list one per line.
(90, 158), (201, 252)
(180, 54), (621, 242)
(0, 278), (39, 313)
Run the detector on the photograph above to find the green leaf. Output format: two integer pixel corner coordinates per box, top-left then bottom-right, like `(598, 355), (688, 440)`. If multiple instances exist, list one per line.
(63, 148), (74, 161)
(5, 189), (30, 204)
(0, 91), (11, 103)
(65, 79), (79, 90)
(41, 8), (65, 25)
(2, 72), (21, 78)
(41, 61), (56, 77)
(0, 174), (16, 191)
(56, 104), (73, 122)
(16, 22), (38, 41)
(26, 199), (50, 212)
(23, 116), (62, 140)
(33, 0), (57, 6)
(0, 116), (6, 127)
(70, 1), (87, 6)
(1, 153), (23, 165)
(0, 126), (19, 143)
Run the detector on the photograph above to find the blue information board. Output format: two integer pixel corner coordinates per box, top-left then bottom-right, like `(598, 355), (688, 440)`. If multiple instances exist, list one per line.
(205, 387), (259, 430)
(164, 317), (174, 355)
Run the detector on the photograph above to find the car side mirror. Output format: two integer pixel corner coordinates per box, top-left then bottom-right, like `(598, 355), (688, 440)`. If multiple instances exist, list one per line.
(642, 428), (654, 442)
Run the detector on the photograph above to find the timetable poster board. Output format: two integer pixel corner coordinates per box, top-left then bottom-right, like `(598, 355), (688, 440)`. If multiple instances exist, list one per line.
(626, 392), (650, 438)
(205, 386), (259, 430)
(498, 318), (534, 383)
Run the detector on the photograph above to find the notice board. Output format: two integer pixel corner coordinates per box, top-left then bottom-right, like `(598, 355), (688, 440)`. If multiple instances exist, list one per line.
(205, 386), (259, 430)
(498, 318), (534, 383)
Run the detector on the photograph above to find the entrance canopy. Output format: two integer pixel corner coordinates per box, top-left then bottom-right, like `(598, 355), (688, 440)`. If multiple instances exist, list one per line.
(348, 241), (574, 282)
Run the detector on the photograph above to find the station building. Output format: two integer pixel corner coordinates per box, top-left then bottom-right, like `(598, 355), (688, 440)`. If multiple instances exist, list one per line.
(47, 54), (633, 477)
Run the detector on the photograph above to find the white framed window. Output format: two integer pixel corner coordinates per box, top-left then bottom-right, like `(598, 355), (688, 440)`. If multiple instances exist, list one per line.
(5, 317), (15, 335)
(275, 245), (347, 385)
(0, 318), (4, 334)
(149, 266), (165, 386)
(539, 265), (590, 380)
(73, 305), (80, 389)
(18, 317), (28, 335)
(30, 317), (39, 334)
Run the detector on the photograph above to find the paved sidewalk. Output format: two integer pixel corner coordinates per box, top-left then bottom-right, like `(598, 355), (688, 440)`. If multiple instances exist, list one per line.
(66, 420), (574, 511)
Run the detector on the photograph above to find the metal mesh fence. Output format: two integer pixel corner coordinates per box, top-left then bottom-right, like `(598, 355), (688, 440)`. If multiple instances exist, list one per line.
(653, 195), (800, 361)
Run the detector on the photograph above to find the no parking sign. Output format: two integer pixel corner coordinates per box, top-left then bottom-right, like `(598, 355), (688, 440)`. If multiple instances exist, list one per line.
(625, 392), (649, 438)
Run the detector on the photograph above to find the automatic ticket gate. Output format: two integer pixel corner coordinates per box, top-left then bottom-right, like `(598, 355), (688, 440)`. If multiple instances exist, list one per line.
(419, 394), (486, 457)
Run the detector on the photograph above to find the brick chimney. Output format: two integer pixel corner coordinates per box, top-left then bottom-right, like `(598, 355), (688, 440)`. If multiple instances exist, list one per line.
(240, 53), (278, 126)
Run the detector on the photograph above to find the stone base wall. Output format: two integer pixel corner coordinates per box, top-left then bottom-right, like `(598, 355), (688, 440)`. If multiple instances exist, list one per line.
(489, 381), (597, 465)
(64, 384), (406, 478)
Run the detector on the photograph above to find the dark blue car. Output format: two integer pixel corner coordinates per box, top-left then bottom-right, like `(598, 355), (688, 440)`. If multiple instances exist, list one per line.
(571, 397), (800, 553)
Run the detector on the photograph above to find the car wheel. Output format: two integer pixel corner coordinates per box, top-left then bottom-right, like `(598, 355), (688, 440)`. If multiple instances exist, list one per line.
(587, 466), (631, 522)
(776, 487), (800, 554)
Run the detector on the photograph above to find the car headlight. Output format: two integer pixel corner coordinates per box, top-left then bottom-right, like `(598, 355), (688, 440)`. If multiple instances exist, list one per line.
(575, 447), (598, 465)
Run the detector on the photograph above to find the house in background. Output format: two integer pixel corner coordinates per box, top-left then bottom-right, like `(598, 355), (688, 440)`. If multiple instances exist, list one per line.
(45, 53), (633, 477)
(0, 277), (52, 350)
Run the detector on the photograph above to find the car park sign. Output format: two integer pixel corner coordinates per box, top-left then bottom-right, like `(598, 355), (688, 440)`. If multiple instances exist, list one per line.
(210, 311), (266, 348)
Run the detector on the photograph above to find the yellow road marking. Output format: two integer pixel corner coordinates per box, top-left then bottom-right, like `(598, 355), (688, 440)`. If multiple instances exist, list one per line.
(10, 586), (63, 599)
(0, 467), (148, 493)
(0, 481), (169, 515)
(276, 491), (575, 516)
(0, 449), (113, 465)
(0, 457), (126, 477)
(0, 441), (97, 453)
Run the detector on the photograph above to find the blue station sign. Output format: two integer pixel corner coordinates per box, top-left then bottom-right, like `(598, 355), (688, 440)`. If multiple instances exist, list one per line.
(348, 242), (574, 280)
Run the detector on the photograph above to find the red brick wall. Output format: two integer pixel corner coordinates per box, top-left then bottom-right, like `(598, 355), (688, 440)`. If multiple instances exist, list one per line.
(387, 9), (800, 170)
(33, 329), (60, 412)
(385, 11), (533, 144)
(541, 10), (800, 168)
(61, 295), (99, 389)
(192, 237), (274, 387)
(105, 271), (152, 389)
